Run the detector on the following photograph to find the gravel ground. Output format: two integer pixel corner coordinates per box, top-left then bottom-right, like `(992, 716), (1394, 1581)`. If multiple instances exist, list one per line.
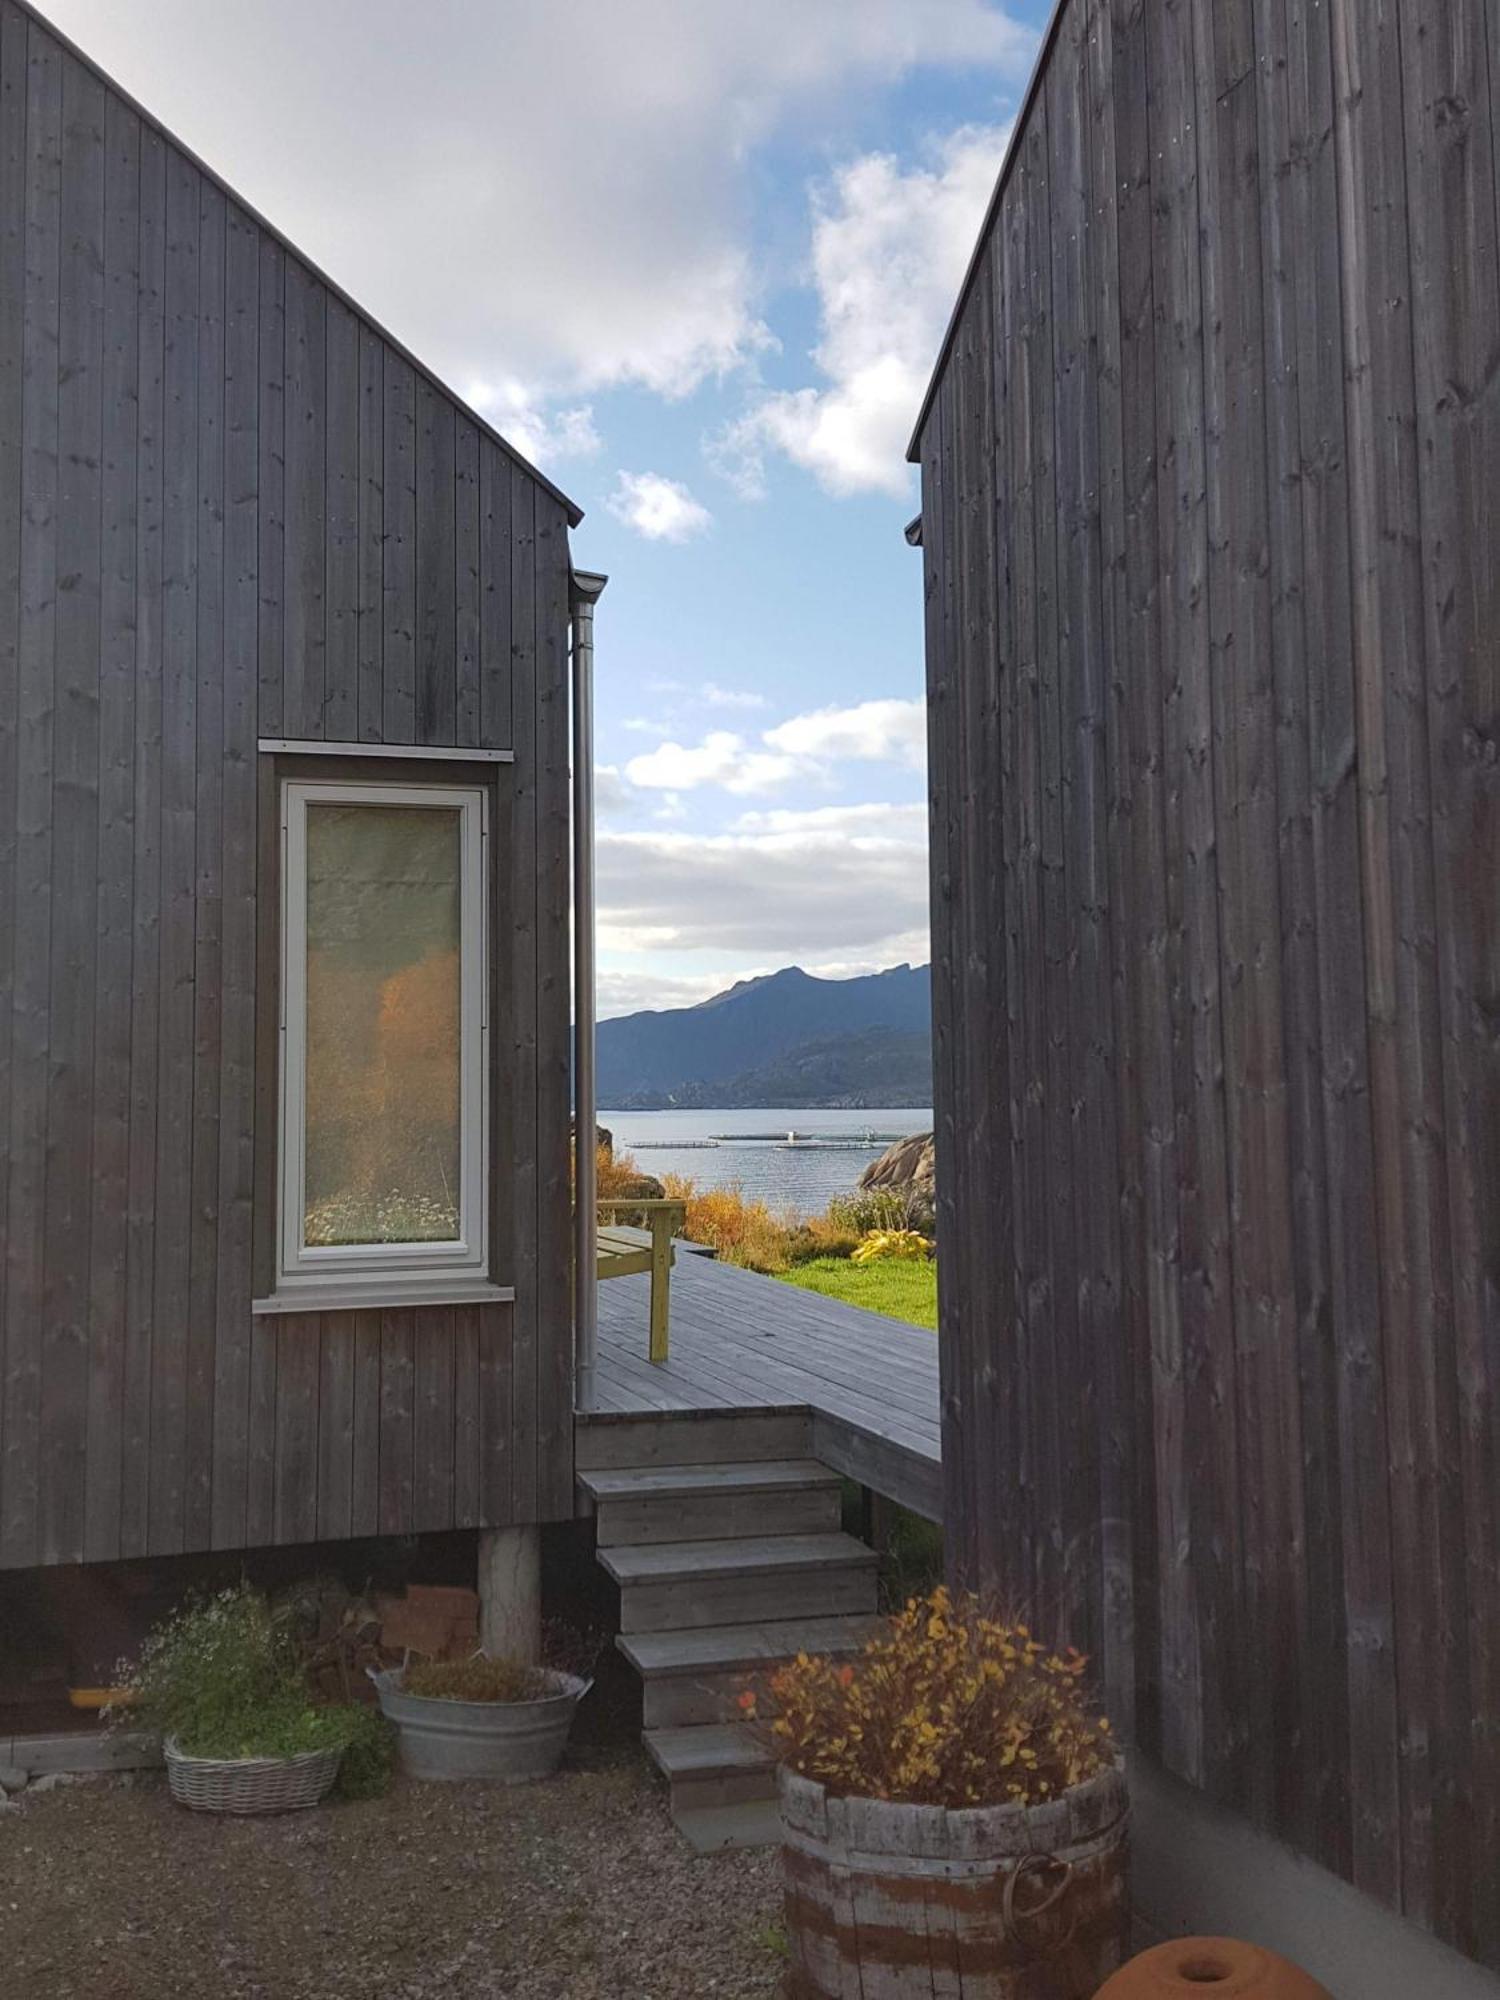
(0, 1758), (786, 1999)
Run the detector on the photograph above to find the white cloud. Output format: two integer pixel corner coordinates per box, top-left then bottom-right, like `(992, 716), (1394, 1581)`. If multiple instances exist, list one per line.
(44, 2), (1030, 436)
(730, 801), (927, 838)
(625, 699), (926, 798)
(648, 677), (767, 712)
(608, 472), (713, 543)
(593, 763), (697, 824)
(720, 123), (1012, 498)
(703, 683), (767, 711)
(622, 686), (764, 743)
(624, 731), (802, 795)
(705, 422), (779, 502)
(804, 940), (932, 980)
(598, 968), (736, 1020)
(598, 948), (930, 1019)
(464, 380), (602, 468)
(593, 765), (636, 820)
(598, 810), (928, 956)
(765, 698), (926, 770)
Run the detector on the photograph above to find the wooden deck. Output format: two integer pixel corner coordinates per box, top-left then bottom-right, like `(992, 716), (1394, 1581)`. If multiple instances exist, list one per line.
(585, 1253), (942, 1522)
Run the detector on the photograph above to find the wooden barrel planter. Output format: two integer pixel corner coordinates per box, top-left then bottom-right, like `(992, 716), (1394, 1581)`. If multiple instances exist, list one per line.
(779, 1760), (1129, 1998)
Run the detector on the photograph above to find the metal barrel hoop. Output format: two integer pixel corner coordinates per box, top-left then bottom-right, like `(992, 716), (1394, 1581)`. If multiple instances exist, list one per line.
(999, 1848), (1077, 1958)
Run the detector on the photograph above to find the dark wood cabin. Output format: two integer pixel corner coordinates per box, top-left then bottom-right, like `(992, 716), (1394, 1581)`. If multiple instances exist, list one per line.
(0, 0), (582, 1575)
(912, 0), (1499, 1974)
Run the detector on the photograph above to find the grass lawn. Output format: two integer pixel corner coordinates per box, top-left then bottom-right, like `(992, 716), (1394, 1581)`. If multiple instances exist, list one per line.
(776, 1255), (937, 1330)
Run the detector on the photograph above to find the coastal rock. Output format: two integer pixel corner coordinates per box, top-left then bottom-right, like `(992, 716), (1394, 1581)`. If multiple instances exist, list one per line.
(859, 1131), (935, 1201)
(610, 1172), (666, 1202)
(577, 1118), (666, 1202)
(570, 1119), (615, 1156)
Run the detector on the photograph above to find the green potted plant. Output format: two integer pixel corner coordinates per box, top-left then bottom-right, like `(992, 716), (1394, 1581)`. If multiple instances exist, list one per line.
(122, 1584), (389, 1815)
(372, 1641), (594, 1783)
(746, 1586), (1128, 1998)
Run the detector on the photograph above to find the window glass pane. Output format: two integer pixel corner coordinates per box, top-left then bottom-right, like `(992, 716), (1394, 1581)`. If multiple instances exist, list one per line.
(304, 803), (462, 1247)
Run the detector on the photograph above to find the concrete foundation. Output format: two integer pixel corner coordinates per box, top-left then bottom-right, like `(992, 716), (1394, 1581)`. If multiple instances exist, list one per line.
(2, 1730), (160, 1776)
(1129, 1753), (1500, 1999)
(477, 1525), (541, 1664)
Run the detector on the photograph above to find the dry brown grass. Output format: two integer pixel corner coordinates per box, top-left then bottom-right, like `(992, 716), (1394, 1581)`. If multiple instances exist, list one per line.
(788, 1212), (864, 1261)
(659, 1175), (800, 1273)
(586, 1159), (930, 1278)
(596, 1141), (653, 1200)
(403, 1656), (553, 1702)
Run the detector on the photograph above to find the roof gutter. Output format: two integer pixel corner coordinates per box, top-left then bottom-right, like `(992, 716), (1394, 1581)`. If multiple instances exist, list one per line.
(571, 569), (607, 1414)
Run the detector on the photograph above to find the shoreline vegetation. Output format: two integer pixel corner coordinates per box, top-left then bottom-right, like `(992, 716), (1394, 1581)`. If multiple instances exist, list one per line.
(597, 1143), (938, 1331)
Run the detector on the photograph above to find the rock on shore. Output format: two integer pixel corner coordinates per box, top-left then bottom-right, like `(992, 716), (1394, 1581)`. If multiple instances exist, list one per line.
(858, 1131), (936, 1208)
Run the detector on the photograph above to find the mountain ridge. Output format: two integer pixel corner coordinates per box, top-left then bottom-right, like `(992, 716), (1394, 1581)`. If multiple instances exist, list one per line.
(596, 964), (932, 1110)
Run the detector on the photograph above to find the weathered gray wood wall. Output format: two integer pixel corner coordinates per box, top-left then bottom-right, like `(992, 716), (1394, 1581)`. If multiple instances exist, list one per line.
(915, 0), (1500, 1967)
(0, 0), (578, 1571)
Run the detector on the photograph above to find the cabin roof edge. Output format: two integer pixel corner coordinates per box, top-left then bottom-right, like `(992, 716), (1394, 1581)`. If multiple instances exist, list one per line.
(15, 0), (585, 526)
(905, 0), (1073, 465)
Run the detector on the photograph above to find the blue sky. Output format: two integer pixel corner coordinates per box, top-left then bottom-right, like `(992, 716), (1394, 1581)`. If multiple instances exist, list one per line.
(47, 0), (1049, 1014)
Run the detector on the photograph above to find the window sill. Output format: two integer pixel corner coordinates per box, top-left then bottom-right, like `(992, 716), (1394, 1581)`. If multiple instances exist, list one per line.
(251, 1281), (516, 1316)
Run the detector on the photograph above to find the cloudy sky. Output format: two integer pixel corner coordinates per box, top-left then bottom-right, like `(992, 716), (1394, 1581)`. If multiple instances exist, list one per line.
(47, 0), (1046, 1016)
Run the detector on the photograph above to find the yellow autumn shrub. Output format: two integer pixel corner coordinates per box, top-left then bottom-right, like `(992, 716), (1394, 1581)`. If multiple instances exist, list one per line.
(583, 1167), (935, 1276)
(744, 1586), (1112, 1808)
(596, 1142), (652, 1200)
(659, 1174), (797, 1274)
(851, 1228), (933, 1264)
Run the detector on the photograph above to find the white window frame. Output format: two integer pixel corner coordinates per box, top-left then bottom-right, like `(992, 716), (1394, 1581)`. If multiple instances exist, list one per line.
(273, 777), (491, 1304)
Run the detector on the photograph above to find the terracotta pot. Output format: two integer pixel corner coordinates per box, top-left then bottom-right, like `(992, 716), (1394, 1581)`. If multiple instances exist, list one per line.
(1096, 1937), (1334, 1998)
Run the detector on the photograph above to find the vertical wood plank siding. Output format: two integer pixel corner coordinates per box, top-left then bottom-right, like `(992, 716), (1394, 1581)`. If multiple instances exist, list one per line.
(916, 0), (1500, 1967)
(0, 2), (577, 1569)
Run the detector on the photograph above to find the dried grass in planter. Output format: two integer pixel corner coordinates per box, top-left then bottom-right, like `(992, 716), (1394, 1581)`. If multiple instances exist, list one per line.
(402, 1656), (555, 1703)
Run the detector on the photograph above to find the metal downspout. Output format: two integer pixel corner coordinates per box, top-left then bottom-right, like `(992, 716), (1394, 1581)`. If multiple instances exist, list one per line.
(571, 570), (607, 1415)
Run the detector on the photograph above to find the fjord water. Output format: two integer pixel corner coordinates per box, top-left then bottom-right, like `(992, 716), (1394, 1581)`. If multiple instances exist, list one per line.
(605, 1107), (932, 1218)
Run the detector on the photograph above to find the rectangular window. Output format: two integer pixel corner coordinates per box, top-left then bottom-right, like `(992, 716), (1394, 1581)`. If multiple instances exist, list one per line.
(276, 778), (489, 1301)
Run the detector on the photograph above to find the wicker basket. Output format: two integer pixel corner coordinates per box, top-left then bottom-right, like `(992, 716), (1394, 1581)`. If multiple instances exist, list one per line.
(164, 1737), (342, 1815)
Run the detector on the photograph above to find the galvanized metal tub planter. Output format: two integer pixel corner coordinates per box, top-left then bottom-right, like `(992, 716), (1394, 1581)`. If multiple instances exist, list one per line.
(164, 1737), (342, 1815)
(371, 1667), (591, 1783)
(779, 1759), (1129, 1998)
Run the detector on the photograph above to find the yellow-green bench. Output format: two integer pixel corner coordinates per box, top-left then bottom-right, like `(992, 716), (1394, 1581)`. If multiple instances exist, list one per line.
(596, 1199), (687, 1364)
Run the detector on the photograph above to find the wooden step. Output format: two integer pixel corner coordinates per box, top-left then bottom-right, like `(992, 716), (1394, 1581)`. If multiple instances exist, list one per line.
(620, 1611), (881, 1678)
(600, 1532), (878, 1590)
(620, 1613), (881, 1727)
(580, 1418), (882, 1854)
(672, 1796), (783, 1854)
(600, 1533), (879, 1634)
(644, 1722), (777, 1816)
(574, 1408), (813, 1473)
(580, 1458), (843, 1545)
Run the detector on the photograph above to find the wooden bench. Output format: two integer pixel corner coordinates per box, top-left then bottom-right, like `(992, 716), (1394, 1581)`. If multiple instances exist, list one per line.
(596, 1199), (687, 1364)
